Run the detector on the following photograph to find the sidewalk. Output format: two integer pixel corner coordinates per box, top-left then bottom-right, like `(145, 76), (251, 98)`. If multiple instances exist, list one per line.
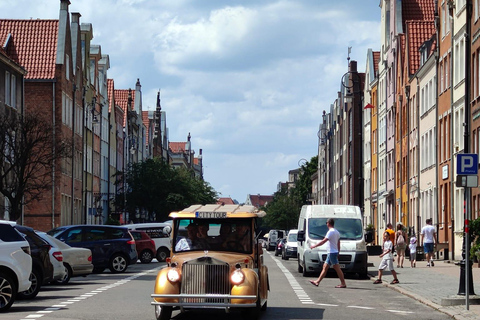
(368, 255), (480, 320)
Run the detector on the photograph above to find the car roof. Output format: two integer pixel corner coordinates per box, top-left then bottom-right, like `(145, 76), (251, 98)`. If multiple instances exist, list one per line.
(169, 204), (266, 219)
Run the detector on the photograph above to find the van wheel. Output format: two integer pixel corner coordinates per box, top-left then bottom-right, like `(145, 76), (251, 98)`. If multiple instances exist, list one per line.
(109, 254), (128, 273)
(302, 258), (309, 277)
(140, 250), (154, 264)
(297, 259), (303, 273)
(156, 248), (170, 262)
(0, 272), (17, 312)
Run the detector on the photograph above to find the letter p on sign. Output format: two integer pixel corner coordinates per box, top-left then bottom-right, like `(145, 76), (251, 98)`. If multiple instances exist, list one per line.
(457, 154), (479, 175)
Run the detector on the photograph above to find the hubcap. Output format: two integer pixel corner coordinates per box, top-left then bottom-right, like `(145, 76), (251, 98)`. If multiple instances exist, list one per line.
(0, 277), (13, 308)
(24, 272), (38, 296)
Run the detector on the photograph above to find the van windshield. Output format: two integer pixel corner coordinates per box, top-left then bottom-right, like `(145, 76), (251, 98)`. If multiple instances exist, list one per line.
(307, 218), (363, 240)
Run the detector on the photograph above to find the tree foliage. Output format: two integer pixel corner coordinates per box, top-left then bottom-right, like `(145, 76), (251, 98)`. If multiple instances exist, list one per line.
(0, 109), (71, 222)
(262, 156), (318, 230)
(114, 158), (218, 222)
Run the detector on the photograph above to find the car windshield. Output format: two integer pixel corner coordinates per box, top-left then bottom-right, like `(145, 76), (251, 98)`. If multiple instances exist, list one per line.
(307, 218), (363, 240)
(287, 233), (297, 242)
(173, 218), (252, 254)
(47, 227), (67, 237)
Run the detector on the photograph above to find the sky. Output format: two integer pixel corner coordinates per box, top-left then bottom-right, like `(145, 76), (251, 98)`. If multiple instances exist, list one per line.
(1, 0), (381, 203)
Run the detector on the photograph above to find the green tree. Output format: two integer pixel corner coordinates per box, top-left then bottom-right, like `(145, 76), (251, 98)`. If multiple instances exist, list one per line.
(262, 156), (317, 230)
(114, 158), (217, 222)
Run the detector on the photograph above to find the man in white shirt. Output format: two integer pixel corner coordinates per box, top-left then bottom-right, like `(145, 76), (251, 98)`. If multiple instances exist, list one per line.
(309, 218), (347, 288)
(421, 218), (437, 267)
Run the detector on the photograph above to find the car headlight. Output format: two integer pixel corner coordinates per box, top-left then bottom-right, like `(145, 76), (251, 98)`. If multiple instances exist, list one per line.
(167, 268), (181, 283)
(230, 269), (245, 285)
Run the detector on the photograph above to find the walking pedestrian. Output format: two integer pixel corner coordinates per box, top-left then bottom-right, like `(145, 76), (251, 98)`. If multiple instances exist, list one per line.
(409, 235), (417, 268)
(421, 218), (436, 267)
(309, 218), (347, 288)
(395, 224), (407, 268)
(374, 231), (399, 284)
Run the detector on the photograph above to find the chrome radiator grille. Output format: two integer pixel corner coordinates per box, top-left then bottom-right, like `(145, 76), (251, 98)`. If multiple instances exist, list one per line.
(181, 262), (230, 303)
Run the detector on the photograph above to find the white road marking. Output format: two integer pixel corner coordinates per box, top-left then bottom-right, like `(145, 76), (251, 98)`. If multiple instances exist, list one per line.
(18, 266), (161, 320)
(348, 306), (375, 310)
(387, 309), (414, 314)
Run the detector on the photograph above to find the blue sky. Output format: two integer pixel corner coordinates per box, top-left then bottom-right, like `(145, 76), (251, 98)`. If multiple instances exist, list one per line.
(1, 0), (381, 203)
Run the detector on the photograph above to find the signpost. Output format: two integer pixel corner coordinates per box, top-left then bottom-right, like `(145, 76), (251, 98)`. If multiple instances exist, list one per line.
(456, 153), (478, 309)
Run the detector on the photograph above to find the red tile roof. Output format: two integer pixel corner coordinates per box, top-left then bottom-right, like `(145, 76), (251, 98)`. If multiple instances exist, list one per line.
(402, 0), (435, 27)
(107, 79), (114, 113)
(142, 111), (150, 144)
(373, 51), (380, 76)
(217, 197), (235, 205)
(248, 194), (274, 208)
(406, 20), (436, 74)
(114, 89), (135, 127)
(169, 142), (186, 153)
(0, 19), (59, 80)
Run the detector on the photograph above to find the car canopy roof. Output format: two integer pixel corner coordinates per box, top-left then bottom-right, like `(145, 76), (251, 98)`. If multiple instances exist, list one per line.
(169, 204), (266, 219)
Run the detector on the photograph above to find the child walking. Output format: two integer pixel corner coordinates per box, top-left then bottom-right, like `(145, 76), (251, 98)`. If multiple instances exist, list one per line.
(409, 235), (417, 268)
(374, 231), (399, 284)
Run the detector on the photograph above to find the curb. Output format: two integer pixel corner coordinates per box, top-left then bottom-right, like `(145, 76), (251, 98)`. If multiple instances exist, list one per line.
(367, 271), (476, 320)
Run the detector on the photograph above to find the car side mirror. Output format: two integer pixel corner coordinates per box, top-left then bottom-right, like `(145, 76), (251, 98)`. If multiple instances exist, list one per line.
(163, 225), (172, 236)
(297, 230), (305, 243)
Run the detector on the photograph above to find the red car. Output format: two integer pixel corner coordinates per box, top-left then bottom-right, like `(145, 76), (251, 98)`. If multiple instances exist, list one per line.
(130, 231), (156, 263)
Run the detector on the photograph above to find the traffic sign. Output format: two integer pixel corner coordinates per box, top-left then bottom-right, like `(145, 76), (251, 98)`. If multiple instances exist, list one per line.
(457, 153), (479, 175)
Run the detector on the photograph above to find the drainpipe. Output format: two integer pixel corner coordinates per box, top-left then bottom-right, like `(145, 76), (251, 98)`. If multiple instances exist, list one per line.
(71, 83), (76, 224)
(52, 83), (56, 229)
(448, 0), (455, 260)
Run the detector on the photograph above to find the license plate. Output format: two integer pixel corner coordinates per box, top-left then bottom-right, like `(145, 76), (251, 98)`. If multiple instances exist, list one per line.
(339, 264), (345, 269)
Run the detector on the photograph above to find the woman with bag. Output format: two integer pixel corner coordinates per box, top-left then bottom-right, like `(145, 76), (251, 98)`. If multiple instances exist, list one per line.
(395, 224), (407, 268)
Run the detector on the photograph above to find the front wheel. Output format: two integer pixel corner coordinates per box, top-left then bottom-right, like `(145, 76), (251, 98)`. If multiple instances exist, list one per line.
(302, 258), (310, 277)
(109, 254), (128, 273)
(297, 258), (303, 273)
(155, 305), (172, 320)
(0, 272), (17, 312)
(156, 248), (170, 262)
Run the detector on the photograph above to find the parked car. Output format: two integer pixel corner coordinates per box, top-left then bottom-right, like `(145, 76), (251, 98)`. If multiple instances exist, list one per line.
(124, 223), (171, 262)
(10, 223), (54, 300)
(0, 221), (32, 312)
(130, 230), (156, 264)
(275, 238), (286, 256)
(47, 225), (137, 273)
(34, 231), (65, 282)
(281, 229), (298, 260)
(36, 232), (93, 284)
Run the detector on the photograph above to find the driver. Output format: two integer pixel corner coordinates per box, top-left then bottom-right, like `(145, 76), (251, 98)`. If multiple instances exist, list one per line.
(223, 222), (251, 251)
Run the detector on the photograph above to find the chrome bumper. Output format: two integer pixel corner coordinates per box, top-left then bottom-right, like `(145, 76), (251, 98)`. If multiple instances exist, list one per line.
(151, 293), (257, 308)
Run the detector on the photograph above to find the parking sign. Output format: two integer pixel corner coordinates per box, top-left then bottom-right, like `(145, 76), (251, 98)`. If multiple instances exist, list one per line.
(457, 153), (479, 175)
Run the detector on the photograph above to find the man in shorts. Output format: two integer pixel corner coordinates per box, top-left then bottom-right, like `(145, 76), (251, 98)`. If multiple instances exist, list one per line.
(309, 218), (347, 288)
(421, 218), (436, 267)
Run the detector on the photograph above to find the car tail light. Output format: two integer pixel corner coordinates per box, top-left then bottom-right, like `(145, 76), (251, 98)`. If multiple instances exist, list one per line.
(150, 239), (155, 247)
(52, 251), (63, 262)
(21, 246), (31, 255)
(88, 255), (92, 262)
(127, 239), (135, 245)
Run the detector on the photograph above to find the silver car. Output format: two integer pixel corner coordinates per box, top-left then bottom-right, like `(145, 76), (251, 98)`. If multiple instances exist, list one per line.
(37, 232), (93, 284)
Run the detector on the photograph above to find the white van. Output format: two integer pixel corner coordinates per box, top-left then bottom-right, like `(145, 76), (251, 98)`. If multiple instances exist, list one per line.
(297, 205), (367, 278)
(267, 229), (285, 251)
(124, 222), (172, 262)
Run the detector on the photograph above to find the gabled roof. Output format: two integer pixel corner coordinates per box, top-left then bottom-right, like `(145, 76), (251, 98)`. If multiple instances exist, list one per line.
(247, 194), (274, 208)
(169, 142), (187, 153)
(406, 20), (436, 74)
(114, 89), (135, 127)
(0, 19), (59, 80)
(217, 197), (235, 205)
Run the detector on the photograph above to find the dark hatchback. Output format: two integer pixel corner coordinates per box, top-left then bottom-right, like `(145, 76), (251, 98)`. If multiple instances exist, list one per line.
(14, 224), (54, 300)
(47, 225), (137, 273)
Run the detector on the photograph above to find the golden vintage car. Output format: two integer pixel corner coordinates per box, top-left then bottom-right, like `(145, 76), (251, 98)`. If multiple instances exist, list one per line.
(151, 204), (269, 320)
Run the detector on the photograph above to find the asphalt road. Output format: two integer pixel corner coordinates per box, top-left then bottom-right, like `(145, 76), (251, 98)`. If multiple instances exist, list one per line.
(3, 253), (453, 320)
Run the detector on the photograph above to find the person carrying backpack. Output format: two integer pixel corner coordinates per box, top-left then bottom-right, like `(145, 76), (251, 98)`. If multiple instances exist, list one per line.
(395, 223), (407, 268)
